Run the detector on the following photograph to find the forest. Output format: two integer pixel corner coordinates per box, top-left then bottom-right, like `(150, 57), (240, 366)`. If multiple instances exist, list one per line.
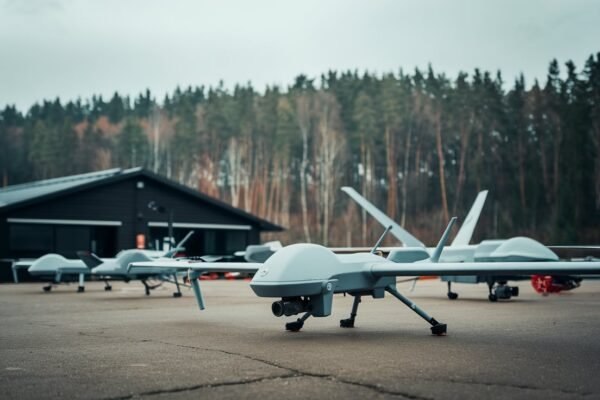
(0, 54), (599, 246)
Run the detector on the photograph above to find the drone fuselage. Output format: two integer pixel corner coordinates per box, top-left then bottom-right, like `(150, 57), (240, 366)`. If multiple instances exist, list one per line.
(249, 244), (394, 317)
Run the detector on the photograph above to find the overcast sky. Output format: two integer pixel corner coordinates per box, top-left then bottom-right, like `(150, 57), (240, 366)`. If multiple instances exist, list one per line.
(1, 0), (599, 111)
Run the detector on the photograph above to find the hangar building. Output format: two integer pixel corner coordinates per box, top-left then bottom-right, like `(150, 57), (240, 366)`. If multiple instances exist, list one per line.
(0, 168), (283, 281)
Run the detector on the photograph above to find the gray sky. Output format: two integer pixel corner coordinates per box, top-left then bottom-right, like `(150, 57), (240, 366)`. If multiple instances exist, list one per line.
(1, 0), (599, 111)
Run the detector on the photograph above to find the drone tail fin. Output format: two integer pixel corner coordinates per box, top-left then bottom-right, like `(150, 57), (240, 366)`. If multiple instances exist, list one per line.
(451, 190), (488, 246)
(175, 230), (195, 248)
(77, 251), (104, 269)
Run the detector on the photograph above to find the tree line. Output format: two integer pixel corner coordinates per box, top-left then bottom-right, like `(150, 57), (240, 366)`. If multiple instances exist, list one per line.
(1, 54), (599, 246)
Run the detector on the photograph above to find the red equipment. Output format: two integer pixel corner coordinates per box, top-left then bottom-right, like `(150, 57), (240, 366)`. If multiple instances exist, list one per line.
(531, 275), (581, 294)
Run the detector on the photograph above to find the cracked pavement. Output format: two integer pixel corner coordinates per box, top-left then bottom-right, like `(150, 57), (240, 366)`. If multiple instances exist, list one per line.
(1, 279), (599, 399)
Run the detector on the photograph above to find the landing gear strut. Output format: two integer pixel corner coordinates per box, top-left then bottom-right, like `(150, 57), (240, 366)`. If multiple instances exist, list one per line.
(142, 280), (151, 296)
(386, 285), (447, 335)
(172, 274), (182, 298)
(77, 273), (85, 293)
(104, 280), (112, 291)
(285, 312), (312, 332)
(141, 279), (163, 296)
(340, 295), (361, 328)
(446, 282), (458, 300)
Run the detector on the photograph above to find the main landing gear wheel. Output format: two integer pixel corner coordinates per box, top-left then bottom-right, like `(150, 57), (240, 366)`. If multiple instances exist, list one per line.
(488, 293), (498, 302)
(340, 318), (355, 328)
(43, 285), (52, 292)
(430, 323), (447, 336)
(285, 320), (304, 332)
(172, 292), (182, 298)
(104, 286), (112, 291)
(77, 286), (85, 293)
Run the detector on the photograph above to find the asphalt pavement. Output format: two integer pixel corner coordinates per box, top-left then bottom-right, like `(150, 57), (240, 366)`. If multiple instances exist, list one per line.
(1, 278), (599, 399)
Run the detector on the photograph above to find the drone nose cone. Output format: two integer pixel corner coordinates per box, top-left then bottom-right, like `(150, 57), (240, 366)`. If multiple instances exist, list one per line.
(254, 243), (339, 282)
(250, 243), (340, 297)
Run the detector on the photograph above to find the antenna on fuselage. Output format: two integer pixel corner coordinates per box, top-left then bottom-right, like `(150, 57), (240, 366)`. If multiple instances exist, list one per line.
(370, 225), (393, 254)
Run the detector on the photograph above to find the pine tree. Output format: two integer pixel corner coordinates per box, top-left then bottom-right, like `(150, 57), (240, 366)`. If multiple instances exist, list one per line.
(107, 92), (127, 123)
(115, 117), (148, 168)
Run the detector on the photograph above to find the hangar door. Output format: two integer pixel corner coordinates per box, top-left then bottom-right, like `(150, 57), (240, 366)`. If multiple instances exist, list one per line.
(8, 219), (119, 258)
(148, 226), (248, 257)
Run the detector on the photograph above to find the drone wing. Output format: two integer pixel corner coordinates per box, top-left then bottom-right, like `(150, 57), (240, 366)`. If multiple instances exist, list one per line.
(341, 186), (425, 248)
(129, 260), (261, 274)
(370, 260), (600, 277)
(129, 260), (261, 311)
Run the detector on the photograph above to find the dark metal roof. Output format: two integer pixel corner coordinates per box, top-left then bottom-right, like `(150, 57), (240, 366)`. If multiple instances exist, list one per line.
(0, 168), (283, 231)
(0, 168), (124, 207)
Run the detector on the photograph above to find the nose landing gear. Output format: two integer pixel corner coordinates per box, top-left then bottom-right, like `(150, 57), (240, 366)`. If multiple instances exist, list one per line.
(446, 282), (459, 300)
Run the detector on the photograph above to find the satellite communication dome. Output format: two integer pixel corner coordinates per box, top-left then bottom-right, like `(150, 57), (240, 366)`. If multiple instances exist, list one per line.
(489, 237), (559, 261)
